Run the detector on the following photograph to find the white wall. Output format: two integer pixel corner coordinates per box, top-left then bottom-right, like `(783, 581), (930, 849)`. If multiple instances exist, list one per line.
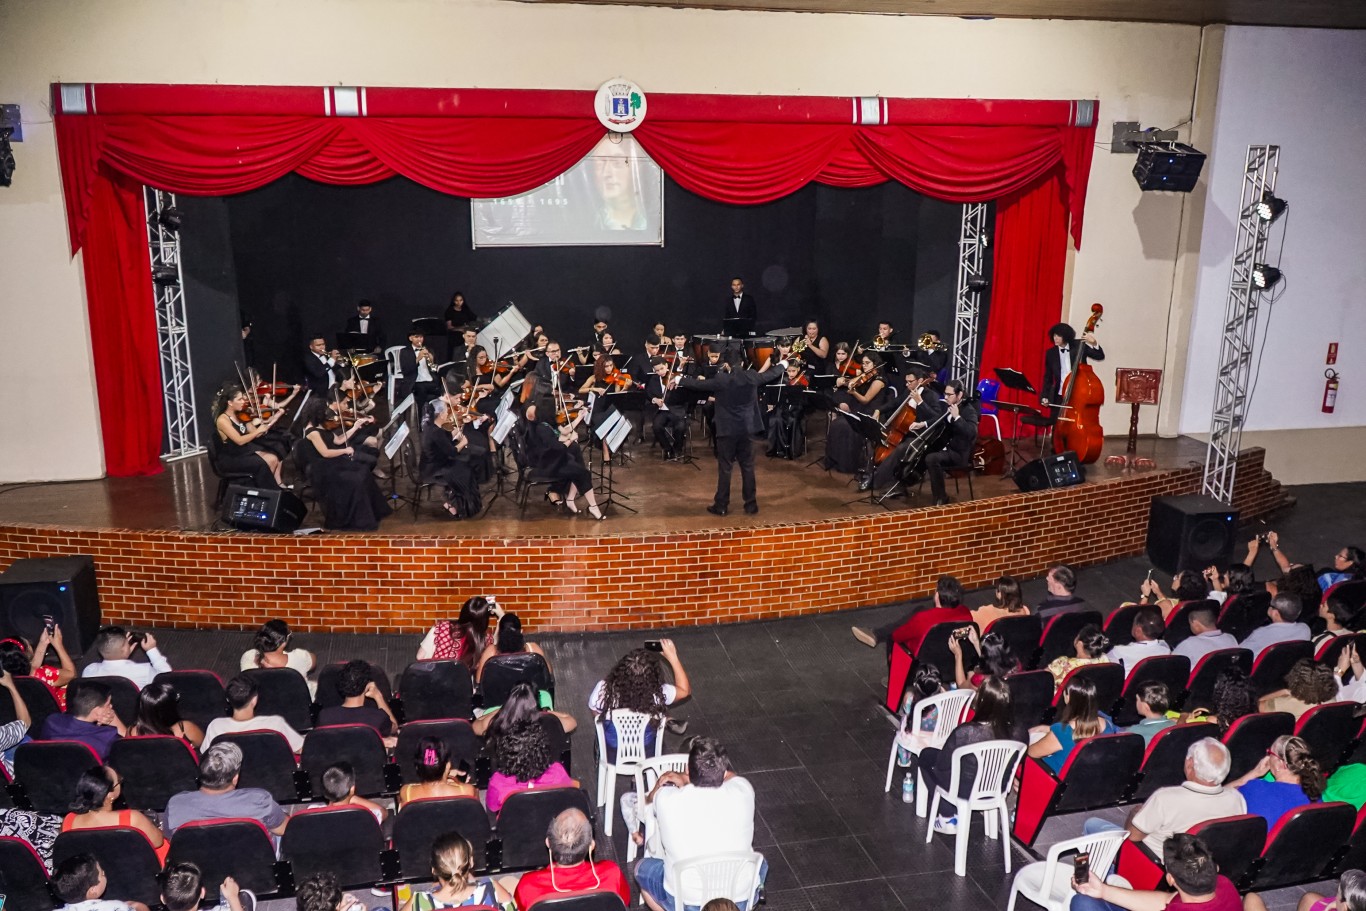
(1180, 27), (1366, 441)
(0, 0), (1210, 481)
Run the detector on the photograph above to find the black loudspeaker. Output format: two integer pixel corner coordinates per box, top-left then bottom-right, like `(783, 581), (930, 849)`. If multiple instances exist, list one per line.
(1133, 143), (1207, 193)
(1146, 494), (1239, 574)
(222, 485), (307, 533)
(1013, 451), (1086, 492)
(0, 555), (103, 653)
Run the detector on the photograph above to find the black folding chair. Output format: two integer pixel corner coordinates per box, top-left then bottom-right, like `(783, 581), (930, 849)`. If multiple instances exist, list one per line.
(166, 818), (284, 900)
(392, 796), (494, 875)
(108, 735), (201, 811)
(0, 835), (58, 911)
(300, 723), (396, 798)
(398, 660), (475, 722)
(13, 740), (103, 814)
(52, 828), (162, 906)
(153, 670), (229, 730)
(280, 806), (391, 889)
(215, 730), (308, 804)
(243, 667), (315, 732)
(491, 788), (594, 872)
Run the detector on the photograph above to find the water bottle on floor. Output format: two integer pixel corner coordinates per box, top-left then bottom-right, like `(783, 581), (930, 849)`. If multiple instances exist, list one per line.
(902, 770), (915, 804)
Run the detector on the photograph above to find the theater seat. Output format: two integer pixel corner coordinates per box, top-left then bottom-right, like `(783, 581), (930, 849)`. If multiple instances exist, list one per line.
(1104, 605), (1143, 648)
(13, 741), (103, 814)
(398, 660), (475, 722)
(1242, 801), (1356, 891)
(280, 805), (392, 890)
(1222, 712), (1295, 781)
(492, 788), (595, 872)
(108, 735), (201, 811)
(1219, 591), (1271, 643)
(1184, 649), (1252, 711)
(1128, 722), (1219, 802)
(153, 670), (229, 730)
(214, 730), (307, 804)
(52, 828), (162, 906)
(1012, 733), (1146, 846)
(1112, 655), (1192, 724)
(1249, 639), (1315, 697)
(392, 796), (493, 876)
(1037, 611), (1104, 668)
(1005, 670), (1057, 728)
(983, 615), (1043, 670)
(1161, 601), (1203, 650)
(166, 818), (283, 900)
(0, 835), (58, 911)
(1188, 814), (1267, 891)
(394, 718), (484, 787)
(300, 724), (397, 798)
(1052, 663), (1124, 720)
(1295, 701), (1362, 774)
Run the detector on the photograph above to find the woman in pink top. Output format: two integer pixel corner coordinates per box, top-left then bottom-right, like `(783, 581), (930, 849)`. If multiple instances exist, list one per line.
(484, 683), (578, 813)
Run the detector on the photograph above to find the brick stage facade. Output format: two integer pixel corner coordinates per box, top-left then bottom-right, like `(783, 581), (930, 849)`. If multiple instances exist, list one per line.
(0, 449), (1290, 633)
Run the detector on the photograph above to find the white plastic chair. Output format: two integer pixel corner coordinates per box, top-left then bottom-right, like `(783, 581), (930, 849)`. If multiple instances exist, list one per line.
(384, 345), (405, 411)
(1007, 830), (1128, 911)
(924, 738), (1027, 876)
(625, 752), (691, 863)
(670, 850), (765, 911)
(884, 688), (976, 818)
(594, 709), (664, 837)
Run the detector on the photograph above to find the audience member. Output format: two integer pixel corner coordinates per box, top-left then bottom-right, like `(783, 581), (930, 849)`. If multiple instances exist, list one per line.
(1227, 734), (1323, 826)
(397, 735), (476, 807)
(1326, 755), (1366, 810)
(41, 679), (125, 760)
(63, 766), (169, 863)
(1171, 603), (1238, 664)
(474, 673), (577, 738)
(486, 684), (577, 814)
(950, 629), (1021, 690)
(1317, 545), (1365, 593)
(52, 853), (152, 911)
(399, 832), (511, 911)
(1083, 738), (1243, 856)
(1046, 625), (1111, 688)
(316, 660), (398, 743)
(971, 575), (1030, 630)
(590, 640), (691, 747)
(320, 762), (387, 824)
(1125, 682), (1176, 746)
(920, 676), (1023, 834)
(161, 861), (251, 911)
(1030, 676), (1116, 774)
(1207, 563), (1258, 606)
(1071, 833), (1241, 911)
(417, 596), (495, 668)
(1140, 570), (1209, 619)
(636, 737), (761, 911)
(1317, 594), (1357, 646)
(1, 668), (33, 774)
(1181, 667), (1257, 733)
(1246, 868), (1366, 911)
(0, 624), (77, 709)
(164, 742), (288, 836)
(81, 626), (172, 688)
(702, 902), (743, 911)
(131, 681), (205, 748)
(1271, 564), (1325, 614)
(894, 666), (948, 763)
(240, 620), (316, 695)
(1037, 564), (1090, 619)
(475, 611), (550, 684)
(202, 673), (305, 753)
(513, 808), (631, 910)
(1105, 607), (1172, 677)
(1240, 593), (1311, 659)
(1336, 642), (1366, 703)
(296, 873), (360, 911)
(851, 575), (972, 653)
(1260, 658), (1338, 719)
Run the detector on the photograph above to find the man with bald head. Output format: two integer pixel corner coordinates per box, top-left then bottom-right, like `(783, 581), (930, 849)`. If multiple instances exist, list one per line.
(513, 808), (630, 910)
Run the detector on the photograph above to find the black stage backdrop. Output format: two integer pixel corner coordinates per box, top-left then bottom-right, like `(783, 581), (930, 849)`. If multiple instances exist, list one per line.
(179, 174), (990, 395)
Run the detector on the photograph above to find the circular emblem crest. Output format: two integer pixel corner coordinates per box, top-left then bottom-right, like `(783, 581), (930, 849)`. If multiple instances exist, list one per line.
(595, 79), (647, 133)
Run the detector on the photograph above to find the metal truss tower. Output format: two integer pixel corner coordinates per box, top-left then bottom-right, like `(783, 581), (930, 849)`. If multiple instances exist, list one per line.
(145, 187), (202, 460)
(1202, 145), (1280, 503)
(951, 202), (989, 388)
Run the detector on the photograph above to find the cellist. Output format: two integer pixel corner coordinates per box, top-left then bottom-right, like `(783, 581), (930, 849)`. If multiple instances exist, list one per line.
(1040, 322), (1104, 418)
(862, 365), (939, 492)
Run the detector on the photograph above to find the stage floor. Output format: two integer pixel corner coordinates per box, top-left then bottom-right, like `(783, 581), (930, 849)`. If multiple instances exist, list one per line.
(0, 430), (1212, 535)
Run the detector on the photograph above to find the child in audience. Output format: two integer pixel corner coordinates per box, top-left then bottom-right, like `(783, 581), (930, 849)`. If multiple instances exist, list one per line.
(53, 852), (152, 911)
(161, 861), (253, 911)
(321, 762), (388, 824)
(1045, 625), (1111, 688)
(1125, 681), (1176, 746)
(398, 832), (512, 910)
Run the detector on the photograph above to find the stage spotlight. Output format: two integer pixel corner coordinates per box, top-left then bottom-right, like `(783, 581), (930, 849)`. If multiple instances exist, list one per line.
(0, 128), (14, 188)
(152, 264), (180, 286)
(158, 206), (181, 233)
(967, 278), (990, 294)
(1251, 263), (1282, 291)
(1256, 192), (1287, 223)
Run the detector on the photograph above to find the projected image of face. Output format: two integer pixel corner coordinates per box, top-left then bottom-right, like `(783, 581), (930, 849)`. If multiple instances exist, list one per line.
(592, 139), (647, 231)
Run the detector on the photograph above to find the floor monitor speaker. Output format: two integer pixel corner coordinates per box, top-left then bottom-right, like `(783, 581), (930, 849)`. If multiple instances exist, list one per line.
(0, 555), (103, 653)
(1013, 451), (1086, 492)
(1146, 494), (1238, 574)
(222, 485), (307, 533)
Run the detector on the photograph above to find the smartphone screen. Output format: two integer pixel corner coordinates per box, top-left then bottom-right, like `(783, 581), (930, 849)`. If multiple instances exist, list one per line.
(644, 640), (663, 652)
(1073, 851), (1090, 885)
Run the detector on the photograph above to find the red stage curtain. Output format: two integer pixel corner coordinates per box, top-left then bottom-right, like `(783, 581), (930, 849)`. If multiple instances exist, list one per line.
(51, 86), (1096, 476)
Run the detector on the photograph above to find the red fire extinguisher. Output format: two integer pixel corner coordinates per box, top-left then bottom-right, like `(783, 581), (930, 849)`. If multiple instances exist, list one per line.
(1323, 369), (1340, 414)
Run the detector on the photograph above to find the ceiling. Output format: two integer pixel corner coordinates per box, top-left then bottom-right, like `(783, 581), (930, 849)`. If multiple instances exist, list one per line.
(540, 0), (1366, 28)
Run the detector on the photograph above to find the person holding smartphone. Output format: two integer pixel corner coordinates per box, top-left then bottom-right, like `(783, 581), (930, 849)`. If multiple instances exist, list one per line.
(1072, 833), (1242, 911)
(590, 639), (692, 747)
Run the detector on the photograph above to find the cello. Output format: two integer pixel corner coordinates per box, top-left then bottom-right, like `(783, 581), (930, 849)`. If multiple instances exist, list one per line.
(1054, 303), (1105, 464)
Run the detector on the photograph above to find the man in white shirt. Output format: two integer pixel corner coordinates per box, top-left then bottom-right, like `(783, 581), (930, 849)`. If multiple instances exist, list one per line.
(82, 626), (172, 688)
(1172, 602), (1240, 665)
(1106, 607), (1171, 678)
(202, 674), (305, 753)
(1240, 593), (1312, 660)
(636, 737), (763, 911)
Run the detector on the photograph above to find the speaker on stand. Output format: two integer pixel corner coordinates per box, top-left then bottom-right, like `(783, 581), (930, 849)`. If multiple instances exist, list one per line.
(0, 555), (103, 654)
(1146, 494), (1238, 574)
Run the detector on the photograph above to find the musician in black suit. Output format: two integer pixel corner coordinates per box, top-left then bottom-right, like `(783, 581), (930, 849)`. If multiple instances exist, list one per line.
(645, 357), (689, 461)
(680, 346), (785, 516)
(395, 329), (440, 411)
(302, 335), (347, 396)
(722, 276), (758, 335)
(1040, 321), (1104, 415)
(922, 379), (978, 506)
(864, 365), (939, 492)
(343, 300), (385, 352)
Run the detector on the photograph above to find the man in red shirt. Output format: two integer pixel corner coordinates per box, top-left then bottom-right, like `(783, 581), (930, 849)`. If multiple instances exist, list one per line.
(1072, 833), (1242, 911)
(514, 808), (631, 910)
(851, 576), (973, 712)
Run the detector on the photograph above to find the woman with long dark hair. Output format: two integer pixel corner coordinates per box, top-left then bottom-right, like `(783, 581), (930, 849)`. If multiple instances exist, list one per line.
(521, 401), (604, 519)
(822, 352), (891, 474)
(212, 384), (285, 488)
(396, 735), (476, 807)
(1028, 675), (1116, 774)
(971, 575), (1030, 630)
(1182, 666), (1258, 733)
(416, 596), (494, 668)
(950, 629), (1022, 690)
(475, 613), (550, 680)
(590, 641), (691, 754)
(299, 398), (391, 531)
(485, 683), (578, 813)
(132, 682), (204, 748)
(919, 676), (1023, 834)
(62, 766), (169, 863)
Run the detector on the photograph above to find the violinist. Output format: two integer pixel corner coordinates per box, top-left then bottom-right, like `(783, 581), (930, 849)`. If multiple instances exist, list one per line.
(212, 384), (287, 489)
(920, 379), (978, 506)
(299, 399), (392, 530)
(766, 360), (810, 459)
(303, 335), (351, 397)
(796, 320), (830, 374)
(396, 329), (441, 411)
(520, 402), (605, 520)
(469, 345), (520, 395)
(646, 357), (689, 461)
(579, 355), (631, 397)
(419, 397), (482, 519)
(244, 372), (302, 459)
(666, 333), (695, 376)
(1041, 321), (1105, 417)
(452, 378), (496, 483)
(640, 334), (663, 370)
(324, 396), (381, 469)
(344, 300), (385, 353)
(830, 342), (856, 379)
(822, 353), (890, 474)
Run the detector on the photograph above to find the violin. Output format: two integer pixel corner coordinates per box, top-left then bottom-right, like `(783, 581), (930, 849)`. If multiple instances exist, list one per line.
(834, 357), (859, 378)
(606, 369), (633, 390)
(236, 405), (273, 423)
(255, 381), (293, 399)
(846, 367), (878, 390)
(786, 372), (810, 388)
(1054, 303), (1106, 464)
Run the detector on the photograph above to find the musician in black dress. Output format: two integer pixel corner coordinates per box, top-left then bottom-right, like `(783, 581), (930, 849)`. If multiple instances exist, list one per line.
(922, 380), (978, 506)
(521, 402), (604, 519)
(443, 292), (477, 360)
(797, 320), (830, 375)
(645, 357), (689, 461)
(766, 361), (810, 459)
(1040, 322), (1104, 417)
(822, 353), (891, 474)
(299, 399), (392, 530)
(343, 300), (385, 353)
(212, 385), (286, 489)
(419, 397), (483, 519)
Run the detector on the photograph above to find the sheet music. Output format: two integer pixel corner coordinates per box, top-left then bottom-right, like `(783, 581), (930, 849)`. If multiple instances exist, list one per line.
(495, 389), (516, 420)
(383, 421), (410, 460)
(392, 393), (415, 417)
(491, 409), (518, 445)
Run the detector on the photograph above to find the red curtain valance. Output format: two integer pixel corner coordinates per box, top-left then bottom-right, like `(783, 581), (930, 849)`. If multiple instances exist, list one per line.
(52, 84), (1096, 476)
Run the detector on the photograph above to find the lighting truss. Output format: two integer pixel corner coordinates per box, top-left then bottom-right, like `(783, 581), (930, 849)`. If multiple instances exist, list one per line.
(951, 202), (989, 388)
(145, 186), (202, 460)
(1202, 145), (1280, 504)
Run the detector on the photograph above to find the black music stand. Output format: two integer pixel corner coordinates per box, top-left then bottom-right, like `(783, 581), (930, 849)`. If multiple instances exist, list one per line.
(411, 317), (446, 338)
(591, 407), (638, 514)
(335, 331), (371, 352)
(723, 316), (755, 338)
(835, 411), (888, 509)
(993, 367), (1042, 476)
(662, 388), (704, 470)
(601, 389), (648, 464)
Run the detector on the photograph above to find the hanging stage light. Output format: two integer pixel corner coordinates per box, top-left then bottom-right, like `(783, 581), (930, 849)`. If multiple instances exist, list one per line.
(158, 206), (181, 233)
(152, 264), (180, 286)
(1256, 191), (1287, 223)
(0, 127), (14, 188)
(967, 278), (990, 294)
(1251, 263), (1283, 291)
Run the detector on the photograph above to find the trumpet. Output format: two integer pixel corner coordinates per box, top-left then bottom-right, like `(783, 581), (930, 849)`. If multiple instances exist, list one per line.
(791, 337), (809, 355)
(416, 346), (436, 366)
(918, 332), (947, 353)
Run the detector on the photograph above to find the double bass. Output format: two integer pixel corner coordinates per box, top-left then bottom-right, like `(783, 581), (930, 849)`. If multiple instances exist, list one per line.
(1054, 303), (1105, 464)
